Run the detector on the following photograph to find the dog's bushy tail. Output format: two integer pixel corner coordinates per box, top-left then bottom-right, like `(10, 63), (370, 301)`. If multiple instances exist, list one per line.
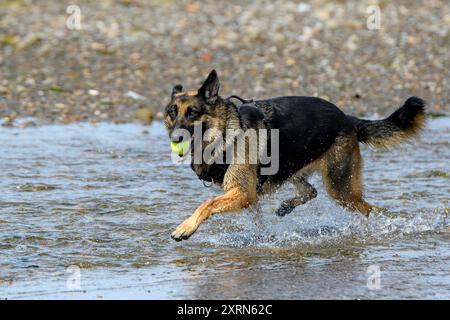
(351, 97), (427, 149)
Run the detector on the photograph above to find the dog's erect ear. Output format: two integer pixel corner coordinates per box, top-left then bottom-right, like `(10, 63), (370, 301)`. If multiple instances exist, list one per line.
(198, 70), (220, 104)
(171, 84), (183, 99)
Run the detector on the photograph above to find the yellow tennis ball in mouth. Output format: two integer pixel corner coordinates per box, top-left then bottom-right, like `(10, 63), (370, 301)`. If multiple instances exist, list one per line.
(170, 140), (190, 157)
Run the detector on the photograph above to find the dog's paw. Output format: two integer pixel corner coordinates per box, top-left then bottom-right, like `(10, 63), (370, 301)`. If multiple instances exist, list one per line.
(275, 202), (295, 217)
(171, 217), (199, 241)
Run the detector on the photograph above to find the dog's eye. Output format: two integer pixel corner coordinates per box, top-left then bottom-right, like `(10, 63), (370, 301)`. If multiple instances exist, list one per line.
(168, 105), (177, 119)
(186, 107), (200, 119)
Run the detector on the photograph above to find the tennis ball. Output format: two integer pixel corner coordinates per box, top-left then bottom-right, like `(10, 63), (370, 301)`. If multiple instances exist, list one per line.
(170, 140), (190, 157)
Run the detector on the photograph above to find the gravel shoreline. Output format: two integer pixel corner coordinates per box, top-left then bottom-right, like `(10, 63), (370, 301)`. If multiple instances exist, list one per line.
(0, 0), (449, 126)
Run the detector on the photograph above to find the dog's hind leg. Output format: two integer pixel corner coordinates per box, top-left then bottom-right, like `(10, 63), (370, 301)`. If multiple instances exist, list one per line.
(275, 176), (317, 216)
(321, 134), (375, 217)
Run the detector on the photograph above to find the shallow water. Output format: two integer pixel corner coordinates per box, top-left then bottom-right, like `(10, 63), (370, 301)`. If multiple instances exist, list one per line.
(0, 118), (449, 299)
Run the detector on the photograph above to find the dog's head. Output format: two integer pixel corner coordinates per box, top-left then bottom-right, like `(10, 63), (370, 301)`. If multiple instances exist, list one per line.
(164, 70), (222, 143)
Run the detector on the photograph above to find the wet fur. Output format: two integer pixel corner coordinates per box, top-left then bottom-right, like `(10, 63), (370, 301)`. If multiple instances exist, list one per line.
(165, 70), (427, 241)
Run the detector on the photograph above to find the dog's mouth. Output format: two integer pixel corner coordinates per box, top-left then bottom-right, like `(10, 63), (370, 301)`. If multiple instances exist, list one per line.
(170, 140), (191, 157)
(169, 122), (211, 157)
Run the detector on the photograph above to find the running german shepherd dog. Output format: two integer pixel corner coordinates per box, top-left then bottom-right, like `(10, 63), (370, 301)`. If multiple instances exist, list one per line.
(164, 70), (426, 241)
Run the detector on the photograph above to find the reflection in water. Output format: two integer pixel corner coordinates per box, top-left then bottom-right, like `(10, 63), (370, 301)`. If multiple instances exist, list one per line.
(0, 118), (449, 299)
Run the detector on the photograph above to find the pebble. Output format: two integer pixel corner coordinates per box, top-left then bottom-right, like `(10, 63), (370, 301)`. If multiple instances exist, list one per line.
(134, 107), (153, 124)
(126, 90), (146, 101)
(88, 89), (99, 96)
(0, 85), (9, 95)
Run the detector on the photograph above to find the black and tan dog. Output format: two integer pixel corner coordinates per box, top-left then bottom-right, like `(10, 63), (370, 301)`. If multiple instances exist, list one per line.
(164, 70), (426, 241)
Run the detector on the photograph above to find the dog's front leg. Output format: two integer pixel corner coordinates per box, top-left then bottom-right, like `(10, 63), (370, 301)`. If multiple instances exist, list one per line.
(171, 187), (255, 241)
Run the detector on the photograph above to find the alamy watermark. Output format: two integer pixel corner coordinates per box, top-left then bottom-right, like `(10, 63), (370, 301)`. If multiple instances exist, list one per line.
(169, 123), (280, 176)
(66, 265), (81, 290)
(366, 5), (381, 30)
(366, 265), (381, 290)
(66, 5), (82, 30)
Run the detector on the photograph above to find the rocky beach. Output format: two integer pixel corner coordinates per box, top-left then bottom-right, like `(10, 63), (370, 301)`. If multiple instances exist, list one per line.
(0, 0), (448, 126)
